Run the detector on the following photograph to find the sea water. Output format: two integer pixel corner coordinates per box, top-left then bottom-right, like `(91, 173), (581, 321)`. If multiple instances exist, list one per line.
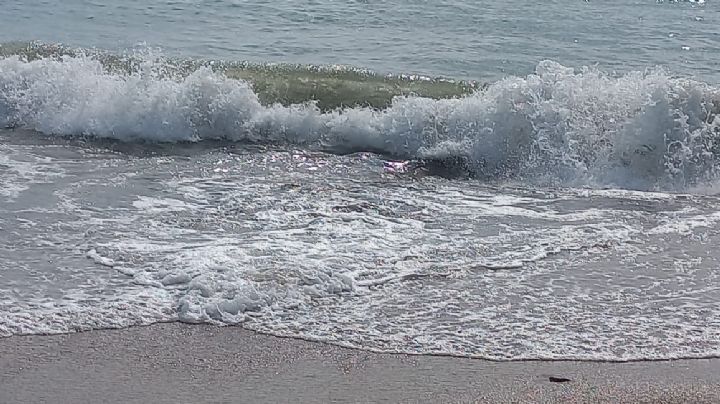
(1, 0), (720, 360)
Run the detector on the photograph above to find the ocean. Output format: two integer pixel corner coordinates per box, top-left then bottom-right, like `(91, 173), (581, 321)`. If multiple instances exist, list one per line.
(1, 0), (719, 361)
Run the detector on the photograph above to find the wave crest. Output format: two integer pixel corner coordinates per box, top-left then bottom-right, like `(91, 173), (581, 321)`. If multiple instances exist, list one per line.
(2, 51), (720, 190)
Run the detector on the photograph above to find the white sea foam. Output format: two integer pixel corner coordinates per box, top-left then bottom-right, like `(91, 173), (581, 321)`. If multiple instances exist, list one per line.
(2, 148), (720, 360)
(2, 55), (720, 190)
(0, 144), (66, 202)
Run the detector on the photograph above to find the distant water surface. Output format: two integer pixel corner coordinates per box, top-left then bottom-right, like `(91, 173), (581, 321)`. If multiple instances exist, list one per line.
(1, 0), (718, 81)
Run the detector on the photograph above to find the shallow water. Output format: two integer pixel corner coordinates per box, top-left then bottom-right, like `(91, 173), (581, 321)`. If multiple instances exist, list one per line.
(2, 129), (720, 360)
(1, 0), (720, 361)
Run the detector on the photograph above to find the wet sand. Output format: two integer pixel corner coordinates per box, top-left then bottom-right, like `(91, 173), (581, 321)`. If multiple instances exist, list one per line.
(1, 323), (719, 403)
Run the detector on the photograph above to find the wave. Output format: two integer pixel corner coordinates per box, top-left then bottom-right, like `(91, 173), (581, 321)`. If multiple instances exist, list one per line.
(0, 42), (476, 110)
(2, 43), (720, 190)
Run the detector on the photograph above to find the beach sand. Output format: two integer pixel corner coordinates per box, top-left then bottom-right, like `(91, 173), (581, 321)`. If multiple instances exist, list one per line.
(1, 323), (719, 403)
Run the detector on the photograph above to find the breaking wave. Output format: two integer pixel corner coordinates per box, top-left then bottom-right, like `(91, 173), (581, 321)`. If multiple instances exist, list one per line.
(2, 43), (720, 190)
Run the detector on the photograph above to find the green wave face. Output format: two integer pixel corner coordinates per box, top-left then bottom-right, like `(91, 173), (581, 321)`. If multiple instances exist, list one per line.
(0, 41), (479, 110)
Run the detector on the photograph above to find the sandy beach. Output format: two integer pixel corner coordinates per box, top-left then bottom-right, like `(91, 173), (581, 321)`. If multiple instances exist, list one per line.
(1, 323), (719, 404)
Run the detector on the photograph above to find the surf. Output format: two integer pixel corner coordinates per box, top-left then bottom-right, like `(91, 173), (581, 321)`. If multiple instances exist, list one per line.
(2, 42), (720, 191)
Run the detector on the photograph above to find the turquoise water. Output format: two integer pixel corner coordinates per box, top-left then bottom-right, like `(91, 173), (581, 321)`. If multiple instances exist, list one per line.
(1, 0), (718, 81)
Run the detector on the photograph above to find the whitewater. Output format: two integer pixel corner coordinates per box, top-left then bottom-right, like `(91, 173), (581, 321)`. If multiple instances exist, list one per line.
(2, 0), (720, 361)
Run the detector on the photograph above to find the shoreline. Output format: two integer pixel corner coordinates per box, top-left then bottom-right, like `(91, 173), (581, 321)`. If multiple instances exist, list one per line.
(2, 323), (720, 403)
